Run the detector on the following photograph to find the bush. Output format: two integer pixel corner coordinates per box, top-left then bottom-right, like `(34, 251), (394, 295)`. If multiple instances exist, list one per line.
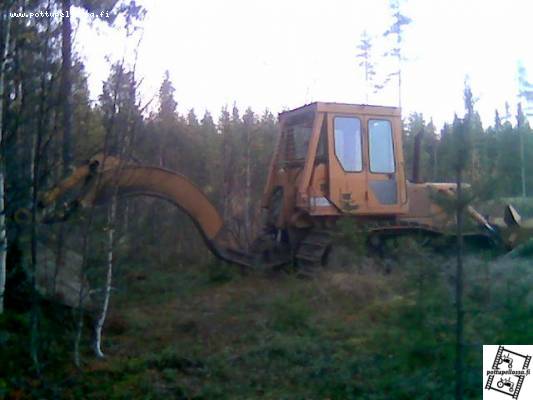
(267, 293), (312, 333)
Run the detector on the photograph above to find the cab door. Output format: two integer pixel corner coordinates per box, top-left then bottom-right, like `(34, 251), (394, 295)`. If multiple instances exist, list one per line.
(365, 118), (402, 212)
(327, 113), (406, 215)
(327, 113), (369, 213)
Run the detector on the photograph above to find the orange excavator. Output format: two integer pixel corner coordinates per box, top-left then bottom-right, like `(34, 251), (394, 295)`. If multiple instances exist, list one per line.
(39, 102), (533, 268)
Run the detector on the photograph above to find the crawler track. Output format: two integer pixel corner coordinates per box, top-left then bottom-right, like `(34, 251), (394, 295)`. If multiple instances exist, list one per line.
(293, 220), (493, 269)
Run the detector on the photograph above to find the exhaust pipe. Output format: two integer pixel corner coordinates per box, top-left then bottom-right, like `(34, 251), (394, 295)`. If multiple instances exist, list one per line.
(412, 130), (424, 183)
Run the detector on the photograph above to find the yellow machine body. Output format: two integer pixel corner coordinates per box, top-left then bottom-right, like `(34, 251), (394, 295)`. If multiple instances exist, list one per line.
(39, 102), (532, 268)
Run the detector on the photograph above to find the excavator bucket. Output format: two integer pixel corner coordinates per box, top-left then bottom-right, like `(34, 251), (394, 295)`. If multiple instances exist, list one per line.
(493, 204), (533, 252)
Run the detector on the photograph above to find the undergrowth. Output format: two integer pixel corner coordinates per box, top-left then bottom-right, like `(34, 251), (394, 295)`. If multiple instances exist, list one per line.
(1, 247), (531, 399)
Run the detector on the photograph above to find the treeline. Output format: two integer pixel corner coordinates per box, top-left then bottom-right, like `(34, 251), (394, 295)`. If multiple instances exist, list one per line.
(89, 66), (279, 264)
(403, 90), (532, 198)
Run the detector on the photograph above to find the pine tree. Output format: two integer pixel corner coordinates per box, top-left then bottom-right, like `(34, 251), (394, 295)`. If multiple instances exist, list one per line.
(187, 108), (199, 126)
(426, 118), (438, 181)
(452, 118), (469, 400)
(219, 107), (232, 223)
(30, 2), (58, 373)
(452, 86), (476, 400)
(159, 70), (177, 118)
(516, 102), (527, 197)
(504, 101), (511, 123)
(155, 71), (178, 168)
(356, 30), (376, 103)
(242, 108), (255, 247)
(404, 112), (429, 181)
(462, 78), (483, 184)
(494, 109), (502, 131)
(382, 0), (412, 107)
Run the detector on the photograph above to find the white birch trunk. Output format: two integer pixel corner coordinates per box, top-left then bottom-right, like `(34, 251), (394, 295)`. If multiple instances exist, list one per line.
(94, 196), (116, 358)
(0, 8), (12, 314)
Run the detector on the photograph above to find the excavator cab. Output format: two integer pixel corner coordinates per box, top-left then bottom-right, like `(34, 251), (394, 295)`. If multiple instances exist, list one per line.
(263, 102), (408, 229)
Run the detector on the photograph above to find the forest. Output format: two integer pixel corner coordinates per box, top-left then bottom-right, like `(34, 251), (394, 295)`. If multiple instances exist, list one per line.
(0, 1), (532, 399)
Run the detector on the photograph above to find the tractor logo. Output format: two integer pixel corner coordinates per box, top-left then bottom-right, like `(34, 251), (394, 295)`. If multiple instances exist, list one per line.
(484, 346), (532, 399)
(497, 353), (514, 370)
(496, 377), (515, 393)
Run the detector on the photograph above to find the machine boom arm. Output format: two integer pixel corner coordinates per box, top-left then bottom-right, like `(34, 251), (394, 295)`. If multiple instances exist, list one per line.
(40, 154), (295, 268)
(39, 155), (258, 265)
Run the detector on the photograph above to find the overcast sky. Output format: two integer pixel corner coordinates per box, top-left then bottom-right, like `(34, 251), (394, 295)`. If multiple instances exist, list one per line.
(74, 0), (533, 128)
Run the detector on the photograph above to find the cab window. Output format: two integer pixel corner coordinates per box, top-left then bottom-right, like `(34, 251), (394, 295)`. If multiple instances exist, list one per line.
(292, 124), (312, 159)
(369, 119), (395, 173)
(316, 118), (328, 161)
(282, 120), (312, 162)
(334, 117), (362, 172)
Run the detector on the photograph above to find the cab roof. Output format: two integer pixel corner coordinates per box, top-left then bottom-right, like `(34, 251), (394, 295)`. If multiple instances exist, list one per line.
(279, 102), (401, 121)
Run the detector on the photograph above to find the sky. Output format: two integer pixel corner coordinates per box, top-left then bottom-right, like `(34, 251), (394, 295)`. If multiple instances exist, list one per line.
(73, 0), (533, 129)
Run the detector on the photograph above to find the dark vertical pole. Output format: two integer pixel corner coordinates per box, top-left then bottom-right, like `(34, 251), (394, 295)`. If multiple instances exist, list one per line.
(55, 0), (72, 310)
(432, 139), (438, 181)
(61, 0), (72, 172)
(455, 141), (465, 400)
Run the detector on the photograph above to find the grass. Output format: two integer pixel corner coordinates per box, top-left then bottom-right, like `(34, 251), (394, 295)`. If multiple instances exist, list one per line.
(1, 247), (532, 399)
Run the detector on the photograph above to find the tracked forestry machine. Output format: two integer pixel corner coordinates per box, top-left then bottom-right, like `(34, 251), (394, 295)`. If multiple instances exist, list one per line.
(39, 102), (533, 268)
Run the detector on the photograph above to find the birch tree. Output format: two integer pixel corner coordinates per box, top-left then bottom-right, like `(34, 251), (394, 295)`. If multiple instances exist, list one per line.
(93, 197), (115, 357)
(92, 61), (141, 358)
(74, 200), (97, 367)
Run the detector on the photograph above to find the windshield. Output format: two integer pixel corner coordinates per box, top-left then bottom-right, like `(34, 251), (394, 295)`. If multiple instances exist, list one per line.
(334, 117), (362, 172)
